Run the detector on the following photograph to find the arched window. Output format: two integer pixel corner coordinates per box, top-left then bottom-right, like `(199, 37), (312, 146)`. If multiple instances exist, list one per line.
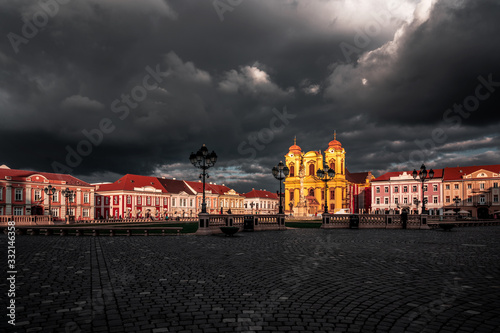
(289, 165), (295, 177)
(289, 190), (294, 201)
(309, 164), (315, 176)
(341, 159), (344, 174)
(330, 162), (335, 170)
(309, 188), (315, 197)
(330, 190), (335, 200)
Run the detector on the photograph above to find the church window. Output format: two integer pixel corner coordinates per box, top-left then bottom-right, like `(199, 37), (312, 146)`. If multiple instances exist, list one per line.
(309, 164), (315, 176)
(289, 165), (295, 177)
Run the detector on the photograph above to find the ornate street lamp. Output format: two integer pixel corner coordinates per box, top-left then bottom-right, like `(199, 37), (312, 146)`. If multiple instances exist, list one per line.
(272, 161), (289, 214)
(62, 188), (75, 223)
(190, 144), (217, 214)
(314, 161), (336, 214)
(412, 164), (434, 214)
(44, 185), (56, 218)
(453, 196), (461, 217)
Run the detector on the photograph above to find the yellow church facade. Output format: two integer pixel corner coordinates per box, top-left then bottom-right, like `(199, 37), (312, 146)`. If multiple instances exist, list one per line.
(284, 136), (373, 216)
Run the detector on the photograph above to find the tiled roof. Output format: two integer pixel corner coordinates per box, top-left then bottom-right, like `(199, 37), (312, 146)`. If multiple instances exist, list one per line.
(373, 169), (444, 182)
(157, 178), (195, 195)
(96, 174), (167, 192)
(346, 170), (371, 184)
(0, 167), (92, 187)
(243, 189), (278, 199)
(443, 165), (500, 180)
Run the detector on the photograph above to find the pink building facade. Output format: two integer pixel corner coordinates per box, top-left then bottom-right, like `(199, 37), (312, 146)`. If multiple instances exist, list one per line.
(371, 170), (444, 215)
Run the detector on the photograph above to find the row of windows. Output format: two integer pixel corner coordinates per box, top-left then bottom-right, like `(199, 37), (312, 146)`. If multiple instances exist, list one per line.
(444, 195), (498, 203)
(376, 184), (438, 194)
(244, 201), (277, 209)
(444, 183), (499, 190)
(9, 188), (89, 203)
(288, 160), (345, 177)
(11, 207), (90, 217)
(375, 196), (439, 205)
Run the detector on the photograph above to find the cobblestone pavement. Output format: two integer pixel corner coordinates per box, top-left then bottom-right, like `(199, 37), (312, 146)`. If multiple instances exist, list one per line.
(1, 227), (500, 333)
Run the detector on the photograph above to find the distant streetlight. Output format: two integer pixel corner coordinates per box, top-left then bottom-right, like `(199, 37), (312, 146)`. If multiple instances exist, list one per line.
(62, 187), (75, 223)
(453, 196), (461, 217)
(44, 185), (56, 218)
(314, 161), (336, 215)
(272, 161), (289, 214)
(412, 164), (434, 214)
(190, 144), (217, 214)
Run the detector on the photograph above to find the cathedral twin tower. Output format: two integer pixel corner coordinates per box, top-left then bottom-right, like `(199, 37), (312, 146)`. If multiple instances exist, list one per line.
(284, 134), (372, 215)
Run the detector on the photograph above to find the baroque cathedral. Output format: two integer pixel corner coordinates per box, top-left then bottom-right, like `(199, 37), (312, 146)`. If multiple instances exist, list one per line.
(284, 134), (374, 216)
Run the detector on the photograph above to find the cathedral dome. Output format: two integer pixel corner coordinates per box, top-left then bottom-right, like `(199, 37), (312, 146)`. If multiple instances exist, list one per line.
(288, 137), (302, 154)
(328, 131), (342, 150)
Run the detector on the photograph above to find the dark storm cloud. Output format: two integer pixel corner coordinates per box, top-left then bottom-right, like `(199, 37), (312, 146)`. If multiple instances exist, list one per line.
(0, 0), (499, 192)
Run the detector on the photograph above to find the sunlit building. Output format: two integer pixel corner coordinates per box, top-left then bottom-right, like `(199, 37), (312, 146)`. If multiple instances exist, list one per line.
(284, 136), (373, 216)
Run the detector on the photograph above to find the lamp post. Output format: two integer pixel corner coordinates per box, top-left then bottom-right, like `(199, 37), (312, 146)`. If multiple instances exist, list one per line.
(413, 197), (421, 215)
(412, 164), (434, 214)
(272, 161), (289, 215)
(44, 185), (56, 219)
(315, 164), (336, 214)
(453, 196), (461, 217)
(190, 144), (217, 214)
(62, 187), (74, 224)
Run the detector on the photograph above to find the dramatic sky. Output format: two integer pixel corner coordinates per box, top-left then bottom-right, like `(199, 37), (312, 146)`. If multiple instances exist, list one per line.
(1, 0), (499, 192)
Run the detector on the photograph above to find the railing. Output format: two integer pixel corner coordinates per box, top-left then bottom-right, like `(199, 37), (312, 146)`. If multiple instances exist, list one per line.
(0, 215), (53, 225)
(197, 214), (284, 234)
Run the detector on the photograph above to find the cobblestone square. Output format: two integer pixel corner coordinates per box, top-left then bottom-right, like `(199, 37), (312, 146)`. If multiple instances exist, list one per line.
(2, 227), (500, 332)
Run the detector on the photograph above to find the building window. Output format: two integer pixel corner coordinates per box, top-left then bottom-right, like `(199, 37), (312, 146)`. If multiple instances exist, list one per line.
(14, 207), (23, 215)
(467, 183), (472, 189)
(384, 198), (388, 204)
(467, 196), (472, 203)
(403, 197), (408, 204)
(289, 165), (295, 177)
(376, 187), (380, 193)
(446, 184), (450, 190)
(433, 185), (438, 192)
(190, 199), (193, 207)
(83, 193), (89, 204)
(163, 197), (168, 206)
(394, 197), (399, 204)
(113, 196), (118, 205)
(384, 187), (388, 193)
(156, 197), (160, 206)
(0, 187), (3, 201)
(138, 196), (142, 205)
(96, 196), (101, 205)
(321, 191), (324, 200)
(105, 197), (110, 205)
(83, 209), (89, 217)
(147, 197), (151, 205)
(309, 164), (315, 176)
(127, 196), (131, 204)
(330, 190), (334, 200)
(51, 208), (59, 217)
(454, 184), (459, 190)
(53, 191), (59, 202)
(172, 198), (176, 207)
(15, 188), (23, 201)
(412, 185), (417, 192)
(446, 196), (450, 203)
(68, 208), (75, 216)
(433, 196), (438, 204)
(423, 185), (427, 191)
(494, 195), (499, 203)
(494, 182), (498, 188)
(34, 190), (41, 201)
(480, 196), (486, 204)
(480, 183), (485, 190)
(376, 198), (380, 204)
(290, 191), (294, 201)
(403, 186), (408, 193)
